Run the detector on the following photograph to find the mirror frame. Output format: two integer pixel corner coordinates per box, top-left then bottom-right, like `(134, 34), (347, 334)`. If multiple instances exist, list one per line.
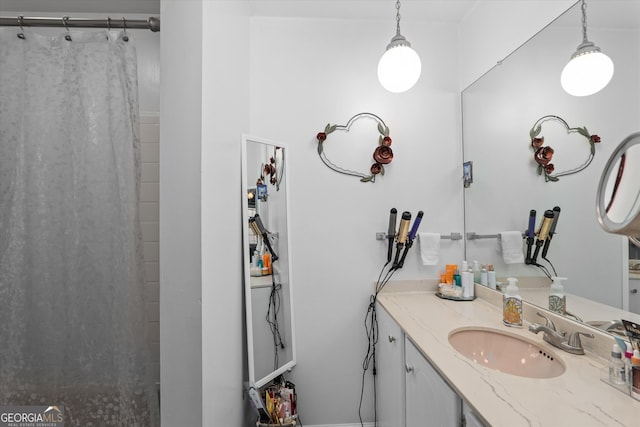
(597, 131), (640, 244)
(241, 134), (296, 388)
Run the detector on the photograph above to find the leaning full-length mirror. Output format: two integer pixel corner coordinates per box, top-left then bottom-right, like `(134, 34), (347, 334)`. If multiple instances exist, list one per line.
(242, 135), (296, 388)
(462, 0), (640, 330)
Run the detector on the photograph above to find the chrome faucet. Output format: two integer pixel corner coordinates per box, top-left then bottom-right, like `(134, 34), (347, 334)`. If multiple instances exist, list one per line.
(528, 312), (594, 355)
(585, 319), (625, 336)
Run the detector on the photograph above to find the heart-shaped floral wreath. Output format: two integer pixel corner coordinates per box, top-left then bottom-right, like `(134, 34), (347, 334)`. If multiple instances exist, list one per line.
(529, 115), (600, 182)
(316, 112), (392, 183)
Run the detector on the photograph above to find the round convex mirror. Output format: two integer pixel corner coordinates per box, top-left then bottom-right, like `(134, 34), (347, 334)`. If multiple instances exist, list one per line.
(596, 131), (640, 247)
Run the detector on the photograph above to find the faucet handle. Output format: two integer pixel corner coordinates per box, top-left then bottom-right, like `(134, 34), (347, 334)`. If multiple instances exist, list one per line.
(535, 312), (556, 331)
(567, 331), (594, 348)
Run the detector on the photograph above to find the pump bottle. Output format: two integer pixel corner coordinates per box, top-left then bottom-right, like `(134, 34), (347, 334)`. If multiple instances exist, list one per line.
(503, 277), (522, 327)
(549, 277), (567, 315)
(502, 277), (522, 328)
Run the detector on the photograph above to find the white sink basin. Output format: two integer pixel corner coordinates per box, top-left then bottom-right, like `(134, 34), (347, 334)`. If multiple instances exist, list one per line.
(448, 327), (565, 379)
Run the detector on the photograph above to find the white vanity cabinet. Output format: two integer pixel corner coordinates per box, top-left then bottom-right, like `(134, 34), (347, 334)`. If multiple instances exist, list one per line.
(462, 402), (485, 427)
(375, 305), (405, 427)
(376, 303), (488, 427)
(405, 336), (462, 427)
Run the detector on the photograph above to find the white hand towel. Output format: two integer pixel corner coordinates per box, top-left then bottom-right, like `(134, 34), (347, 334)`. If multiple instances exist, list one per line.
(500, 231), (524, 264)
(418, 233), (441, 266)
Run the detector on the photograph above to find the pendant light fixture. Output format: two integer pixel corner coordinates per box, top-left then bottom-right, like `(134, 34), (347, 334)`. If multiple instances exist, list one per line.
(560, 0), (614, 97)
(377, 0), (421, 93)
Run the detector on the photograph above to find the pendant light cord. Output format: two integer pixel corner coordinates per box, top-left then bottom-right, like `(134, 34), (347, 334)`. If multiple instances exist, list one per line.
(395, 0), (402, 36)
(581, 0), (589, 43)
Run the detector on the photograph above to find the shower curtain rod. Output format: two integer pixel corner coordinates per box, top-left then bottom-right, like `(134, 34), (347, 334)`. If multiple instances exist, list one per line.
(0, 16), (160, 32)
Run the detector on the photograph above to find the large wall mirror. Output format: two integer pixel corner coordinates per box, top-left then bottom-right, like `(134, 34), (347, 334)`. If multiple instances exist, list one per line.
(462, 0), (640, 333)
(241, 135), (296, 388)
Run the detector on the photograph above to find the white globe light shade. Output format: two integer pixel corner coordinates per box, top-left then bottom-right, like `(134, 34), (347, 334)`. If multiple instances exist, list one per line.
(561, 50), (614, 96)
(377, 45), (422, 93)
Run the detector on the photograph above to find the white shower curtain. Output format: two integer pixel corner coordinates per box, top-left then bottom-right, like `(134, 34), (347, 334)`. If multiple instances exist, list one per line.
(0, 28), (158, 426)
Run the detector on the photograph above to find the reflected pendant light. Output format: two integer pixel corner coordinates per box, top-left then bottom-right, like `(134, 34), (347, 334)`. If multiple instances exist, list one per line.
(378, 0), (421, 93)
(561, 0), (614, 97)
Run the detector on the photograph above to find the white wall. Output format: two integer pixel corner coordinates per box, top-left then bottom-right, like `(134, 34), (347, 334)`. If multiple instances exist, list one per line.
(249, 16), (463, 425)
(159, 1), (203, 426)
(200, 1), (251, 426)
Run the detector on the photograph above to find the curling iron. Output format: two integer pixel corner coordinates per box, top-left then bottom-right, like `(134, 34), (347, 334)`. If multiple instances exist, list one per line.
(387, 208), (397, 264)
(525, 209), (536, 264)
(392, 211), (412, 268)
(531, 209), (554, 264)
(396, 211), (424, 269)
(249, 214), (279, 262)
(541, 206), (561, 258)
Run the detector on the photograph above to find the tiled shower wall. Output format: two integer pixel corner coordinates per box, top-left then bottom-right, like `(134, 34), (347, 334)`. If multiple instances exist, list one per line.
(140, 114), (160, 384)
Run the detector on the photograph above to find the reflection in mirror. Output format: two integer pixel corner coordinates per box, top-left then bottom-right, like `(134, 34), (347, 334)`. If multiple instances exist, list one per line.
(597, 132), (640, 247)
(462, 0), (640, 334)
(242, 135), (295, 388)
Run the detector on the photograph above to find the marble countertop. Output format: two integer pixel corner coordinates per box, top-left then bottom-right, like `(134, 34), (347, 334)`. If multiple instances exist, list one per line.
(377, 285), (640, 426)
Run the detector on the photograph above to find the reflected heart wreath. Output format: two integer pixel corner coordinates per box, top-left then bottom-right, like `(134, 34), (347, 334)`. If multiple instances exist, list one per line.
(315, 112), (392, 183)
(529, 115), (601, 182)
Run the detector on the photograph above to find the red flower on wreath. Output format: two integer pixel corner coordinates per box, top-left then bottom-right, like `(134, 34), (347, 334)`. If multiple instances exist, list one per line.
(534, 146), (554, 166)
(373, 145), (394, 164)
(531, 137), (544, 148)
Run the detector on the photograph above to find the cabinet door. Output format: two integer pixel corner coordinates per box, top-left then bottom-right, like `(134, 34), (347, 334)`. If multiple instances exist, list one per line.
(462, 401), (486, 427)
(376, 304), (405, 427)
(405, 337), (461, 427)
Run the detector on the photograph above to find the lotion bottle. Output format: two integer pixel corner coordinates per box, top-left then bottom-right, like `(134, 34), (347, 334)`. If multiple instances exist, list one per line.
(461, 269), (474, 298)
(480, 266), (488, 286)
(503, 277), (522, 327)
(548, 277), (567, 315)
(625, 342), (634, 388)
(609, 343), (625, 385)
(453, 269), (461, 287)
(472, 260), (481, 283)
(487, 264), (497, 289)
(632, 349), (640, 399)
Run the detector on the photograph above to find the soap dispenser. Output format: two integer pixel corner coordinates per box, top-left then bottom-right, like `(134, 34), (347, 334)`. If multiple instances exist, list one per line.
(503, 277), (522, 328)
(549, 276), (567, 315)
